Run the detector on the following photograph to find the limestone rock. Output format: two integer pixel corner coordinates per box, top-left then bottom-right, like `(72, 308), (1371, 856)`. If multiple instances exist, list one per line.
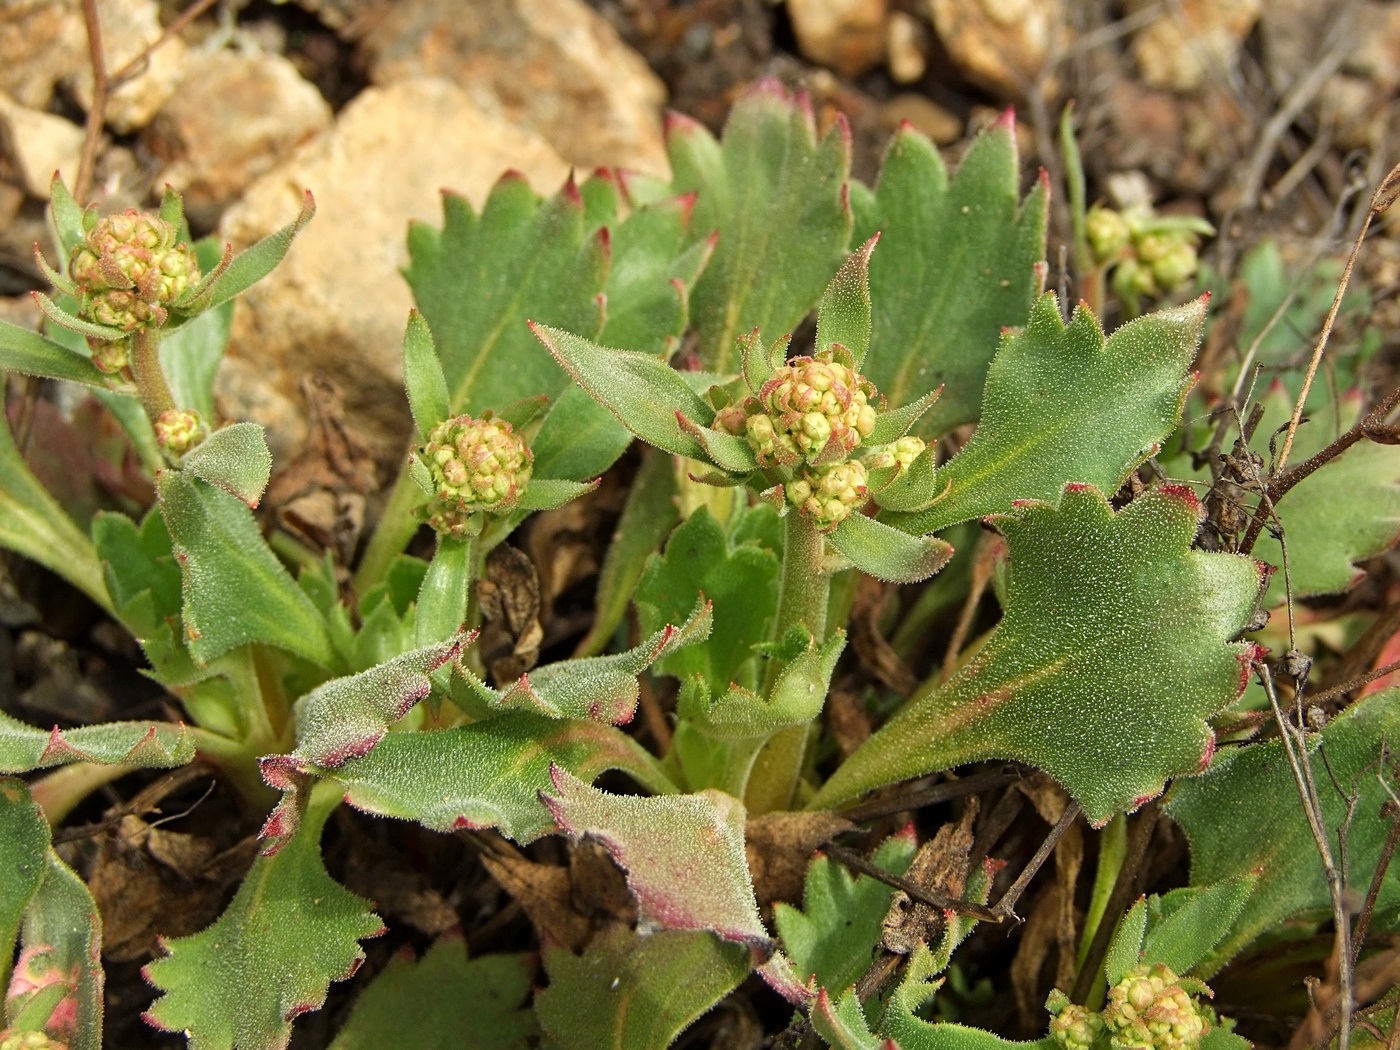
(355, 0), (668, 175)
(0, 0), (84, 110)
(217, 77), (570, 460)
(145, 51), (332, 227)
(927, 0), (1066, 99)
(880, 94), (962, 144)
(1130, 0), (1262, 94)
(787, 0), (889, 79)
(887, 10), (929, 84)
(0, 95), (85, 198)
(65, 0), (188, 133)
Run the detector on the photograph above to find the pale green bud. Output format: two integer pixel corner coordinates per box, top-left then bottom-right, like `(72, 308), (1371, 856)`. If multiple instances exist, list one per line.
(1151, 243), (1198, 291)
(154, 408), (206, 455)
(1086, 207), (1131, 263)
(787, 459), (869, 530)
(418, 414), (533, 535)
(1103, 964), (1209, 1050)
(754, 354), (879, 464)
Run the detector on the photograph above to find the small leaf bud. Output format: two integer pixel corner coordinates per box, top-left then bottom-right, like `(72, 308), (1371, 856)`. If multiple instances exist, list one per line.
(865, 435), (925, 471)
(418, 413), (533, 535)
(154, 408), (207, 455)
(1112, 258), (1158, 302)
(1046, 989), (1105, 1050)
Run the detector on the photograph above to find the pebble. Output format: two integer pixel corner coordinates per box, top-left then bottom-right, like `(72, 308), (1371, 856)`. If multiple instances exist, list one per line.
(786, 0), (889, 79)
(927, 0), (1066, 98)
(0, 96), (85, 199)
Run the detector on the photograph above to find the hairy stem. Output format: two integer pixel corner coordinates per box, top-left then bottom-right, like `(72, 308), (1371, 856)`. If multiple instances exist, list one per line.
(353, 464), (421, 593)
(129, 328), (176, 422)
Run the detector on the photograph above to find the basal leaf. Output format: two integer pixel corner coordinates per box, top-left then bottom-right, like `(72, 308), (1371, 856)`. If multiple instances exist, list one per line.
(858, 118), (1047, 436)
(290, 634), (469, 767)
(405, 175), (606, 417)
(0, 412), (110, 611)
(462, 600), (711, 724)
(10, 849), (105, 1050)
(0, 319), (110, 388)
(636, 507), (779, 690)
(0, 779), (47, 990)
(543, 768), (771, 949)
(0, 710), (193, 774)
(536, 927), (750, 1050)
(1164, 687), (1400, 975)
(669, 79), (852, 372)
(328, 934), (536, 1050)
(888, 295), (1202, 534)
(180, 422), (273, 507)
(774, 828), (918, 992)
(1251, 386), (1400, 602)
(157, 470), (335, 668)
(813, 484), (1263, 824)
(145, 784), (384, 1050)
(262, 715), (679, 852)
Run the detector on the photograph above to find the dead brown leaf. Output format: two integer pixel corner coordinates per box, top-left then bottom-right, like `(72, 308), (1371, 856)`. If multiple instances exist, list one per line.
(745, 810), (856, 907)
(476, 543), (544, 685)
(882, 799), (979, 955)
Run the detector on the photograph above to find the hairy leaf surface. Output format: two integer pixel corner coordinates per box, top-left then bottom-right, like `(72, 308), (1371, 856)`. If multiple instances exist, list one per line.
(856, 118), (1048, 436)
(0, 711), (193, 775)
(1164, 687), (1400, 974)
(814, 484), (1263, 823)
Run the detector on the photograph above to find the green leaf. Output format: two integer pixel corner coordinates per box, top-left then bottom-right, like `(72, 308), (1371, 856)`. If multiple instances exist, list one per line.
(816, 235), (877, 368)
(515, 476), (598, 512)
(828, 511), (955, 584)
(669, 79), (852, 372)
(636, 507), (779, 690)
(145, 784), (384, 1050)
(1164, 687), (1400, 975)
(461, 599), (711, 723)
(401, 309), (450, 441)
(857, 117), (1047, 436)
(0, 412), (111, 611)
(93, 508), (182, 635)
(888, 295), (1203, 534)
(810, 987), (886, 1049)
(180, 422), (273, 507)
(413, 533), (473, 648)
(264, 715), (678, 850)
(187, 190), (315, 316)
(536, 927), (750, 1050)
(575, 449), (679, 657)
(329, 935), (537, 1050)
(679, 629), (846, 742)
(0, 319), (111, 387)
(812, 484), (1264, 824)
(290, 634), (468, 767)
(31, 293), (128, 343)
(48, 175), (86, 256)
(0, 709), (193, 774)
(543, 769), (771, 948)
(1251, 386), (1400, 601)
(1104, 898), (1148, 987)
(1139, 875), (1256, 976)
(405, 176), (606, 417)
(530, 323), (713, 459)
(0, 779), (47, 990)
(158, 470), (336, 667)
(774, 828), (918, 992)
(9, 849), (105, 1050)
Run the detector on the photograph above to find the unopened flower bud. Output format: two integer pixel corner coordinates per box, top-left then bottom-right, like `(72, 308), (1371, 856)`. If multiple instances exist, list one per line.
(713, 401), (750, 436)
(866, 435), (925, 471)
(1112, 258), (1158, 303)
(418, 414), (532, 535)
(1133, 232), (1173, 265)
(753, 355), (878, 465)
(68, 209), (200, 323)
(0, 1032), (69, 1050)
(89, 289), (161, 331)
(1151, 243), (1198, 292)
(1103, 963), (1209, 1050)
(1086, 207), (1131, 263)
(154, 409), (206, 455)
(787, 459), (868, 530)
(88, 338), (129, 375)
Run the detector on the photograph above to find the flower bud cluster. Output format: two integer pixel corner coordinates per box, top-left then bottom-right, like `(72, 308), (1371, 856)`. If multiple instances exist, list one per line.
(865, 435), (925, 472)
(785, 460), (868, 530)
(0, 1031), (69, 1050)
(1085, 206), (1206, 304)
(154, 408), (207, 456)
(68, 209), (200, 331)
(720, 355), (877, 467)
(418, 413), (532, 536)
(1046, 965), (1213, 1050)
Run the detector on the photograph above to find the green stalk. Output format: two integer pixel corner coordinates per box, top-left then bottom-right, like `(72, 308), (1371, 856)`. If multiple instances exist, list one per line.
(744, 510), (831, 814)
(415, 532), (477, 647)
(129, 328), (176, 422)
(354, 465), (422, 594)
(1077, 814), (1127, 972)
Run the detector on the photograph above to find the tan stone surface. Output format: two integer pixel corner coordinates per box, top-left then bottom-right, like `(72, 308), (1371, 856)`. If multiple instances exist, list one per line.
(64, 0), (188, 133)
(0, 94), (85, 198)
(927, 0), (1066, 98)
(787, 0), (889, 79)
(1130, 0), (1262, 93)
(217, 77), (570, 458)
(356, 0), (668, 175)
(0, 0), (84, 110)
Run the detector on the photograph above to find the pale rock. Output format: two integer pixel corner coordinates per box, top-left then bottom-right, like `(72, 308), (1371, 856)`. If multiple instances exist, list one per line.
(787, 0), (888, 79)
(1129, 0), (1262, 93)
(356, 0), (668, 176)
(217, 77), (570, 460)
(65, 0), (188, 133)
(145, 51), (332, 227)
(0, 0), (84, 110)
(927, 0), (1066, 98)
(887, 10), (929, 84)
(0, 95), (85, 198)
(880, 94), (962, 144)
